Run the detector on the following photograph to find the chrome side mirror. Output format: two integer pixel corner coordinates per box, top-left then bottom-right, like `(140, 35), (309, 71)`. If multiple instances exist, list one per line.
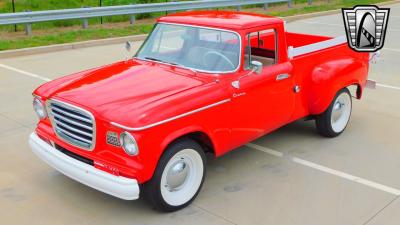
(125, 41), (132, 52)
(125, 41), (133, 62)
(251, 60), (263, 74)
(231, 61), (263, 89)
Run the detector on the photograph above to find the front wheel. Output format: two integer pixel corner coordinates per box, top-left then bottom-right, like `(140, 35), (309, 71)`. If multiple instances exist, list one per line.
(143, 139), (206, 212)
(316, 88), (352, 137)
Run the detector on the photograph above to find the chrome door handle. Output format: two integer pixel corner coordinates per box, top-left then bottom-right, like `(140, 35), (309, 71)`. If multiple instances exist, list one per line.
(276, 73), (290, 81)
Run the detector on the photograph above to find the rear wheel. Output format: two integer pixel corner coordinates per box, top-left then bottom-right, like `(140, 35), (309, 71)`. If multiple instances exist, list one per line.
(316, 88), (352, 137)
(144, 139), (206, 212)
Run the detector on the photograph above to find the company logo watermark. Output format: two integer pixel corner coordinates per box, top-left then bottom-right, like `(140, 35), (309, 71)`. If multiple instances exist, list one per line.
(342, 5), (390, 52)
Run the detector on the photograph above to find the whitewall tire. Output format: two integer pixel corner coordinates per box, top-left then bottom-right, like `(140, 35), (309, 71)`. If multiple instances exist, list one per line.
(144, 139), (206, 212)
(316, 88), (352, 137)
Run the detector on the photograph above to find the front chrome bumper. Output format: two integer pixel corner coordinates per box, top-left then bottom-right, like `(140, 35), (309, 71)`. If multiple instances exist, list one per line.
(29, 132), (139, 200)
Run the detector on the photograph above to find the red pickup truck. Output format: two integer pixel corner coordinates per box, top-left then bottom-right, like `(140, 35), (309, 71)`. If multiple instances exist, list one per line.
(29, 11), (371, 211)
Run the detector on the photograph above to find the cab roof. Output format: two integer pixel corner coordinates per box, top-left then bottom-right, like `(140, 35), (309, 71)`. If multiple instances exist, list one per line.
(157, 11), (283, 31)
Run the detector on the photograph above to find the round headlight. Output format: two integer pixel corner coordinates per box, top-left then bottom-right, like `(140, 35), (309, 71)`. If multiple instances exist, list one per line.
(33, 98), (47, 119)
(120, 132), (139, 156)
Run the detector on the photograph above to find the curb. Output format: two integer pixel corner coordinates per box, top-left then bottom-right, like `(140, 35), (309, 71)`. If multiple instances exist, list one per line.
(283, 0), (399, 22)
(0, 0), (399, 59)
(0, 34), (148, 59)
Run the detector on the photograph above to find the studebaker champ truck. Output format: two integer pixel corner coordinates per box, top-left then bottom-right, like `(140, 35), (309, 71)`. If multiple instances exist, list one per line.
(29, 11), (371, 211)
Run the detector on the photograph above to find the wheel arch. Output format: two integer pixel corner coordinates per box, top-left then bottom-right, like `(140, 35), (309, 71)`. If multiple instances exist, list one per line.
(160, 126), (216, 157)
(308, 58), (367, 115)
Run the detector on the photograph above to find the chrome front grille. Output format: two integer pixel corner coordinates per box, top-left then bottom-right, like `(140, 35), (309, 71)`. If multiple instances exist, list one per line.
(48, 100), (95, 150)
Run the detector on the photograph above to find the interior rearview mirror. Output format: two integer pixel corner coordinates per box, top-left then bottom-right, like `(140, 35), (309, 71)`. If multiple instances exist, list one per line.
(251, 60), (263, 74)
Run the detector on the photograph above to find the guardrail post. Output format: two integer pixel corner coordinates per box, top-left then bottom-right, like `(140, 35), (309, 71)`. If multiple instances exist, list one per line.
(24, 10), (32, 36)
(263, 3), (268, 10)
(308, 0), (312, 5)
(25, 23), (32, 36)
(130, 15), (135, 25)
(82, 18), (89, 29)
(236, 6), (242, 11)
(82, 6), (89, 29)
(288, 0), (292, 8)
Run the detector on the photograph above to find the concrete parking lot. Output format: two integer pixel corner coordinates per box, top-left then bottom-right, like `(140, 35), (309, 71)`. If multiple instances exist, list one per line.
(1, 4), (400, 225)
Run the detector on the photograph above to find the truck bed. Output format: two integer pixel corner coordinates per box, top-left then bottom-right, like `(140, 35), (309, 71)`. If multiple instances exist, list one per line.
(285, 32), (370, 121)
(285, 32), (331, 49)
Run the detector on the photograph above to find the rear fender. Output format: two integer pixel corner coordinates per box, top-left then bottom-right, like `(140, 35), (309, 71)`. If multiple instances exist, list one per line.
(308, 57), (367, 115)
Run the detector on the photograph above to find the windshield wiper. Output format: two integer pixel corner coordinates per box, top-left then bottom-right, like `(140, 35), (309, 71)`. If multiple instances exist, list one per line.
(143, 57), (197, 74)
(144, 57), (164, 63)
(168, 62), (198, 74)
(144, 57), (179, 66)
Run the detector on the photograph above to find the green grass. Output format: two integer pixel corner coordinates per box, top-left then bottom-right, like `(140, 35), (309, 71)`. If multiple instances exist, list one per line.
(0, 0), (169, 31)
(0, 24), (153, 50)
(0, 0), (391, 51)
(0, 0), (167, 12)
(269, 0), (391, 16)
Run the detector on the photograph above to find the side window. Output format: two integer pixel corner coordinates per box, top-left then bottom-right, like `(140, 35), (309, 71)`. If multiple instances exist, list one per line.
(244, 29), (277, 70)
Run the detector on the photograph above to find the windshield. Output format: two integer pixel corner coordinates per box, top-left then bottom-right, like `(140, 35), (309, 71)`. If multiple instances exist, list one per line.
(136, 23), (241, 73)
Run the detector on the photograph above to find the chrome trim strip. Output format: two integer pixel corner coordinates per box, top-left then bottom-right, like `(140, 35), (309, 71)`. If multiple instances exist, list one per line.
(288, 36), (347, 59)
(135, 22), (243, 74)
(47, 99), (96, 151)
(111, 99), (231, 131)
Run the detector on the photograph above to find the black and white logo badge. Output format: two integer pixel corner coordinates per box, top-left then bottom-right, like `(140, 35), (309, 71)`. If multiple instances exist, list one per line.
(342, 5), (390, 52)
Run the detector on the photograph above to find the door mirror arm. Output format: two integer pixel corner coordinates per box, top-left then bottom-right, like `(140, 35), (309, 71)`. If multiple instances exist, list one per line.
(232, 61), (263, 89)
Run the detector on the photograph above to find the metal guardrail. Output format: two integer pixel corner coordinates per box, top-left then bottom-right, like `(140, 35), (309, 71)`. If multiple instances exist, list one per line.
(0, 0), (309, 35)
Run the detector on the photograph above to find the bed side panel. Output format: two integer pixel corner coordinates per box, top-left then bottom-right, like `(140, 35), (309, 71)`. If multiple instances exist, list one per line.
(290, 44), (369, 119)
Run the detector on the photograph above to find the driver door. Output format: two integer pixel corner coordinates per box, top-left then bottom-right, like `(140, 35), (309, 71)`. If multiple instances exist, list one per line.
(229, 28), (295, 148)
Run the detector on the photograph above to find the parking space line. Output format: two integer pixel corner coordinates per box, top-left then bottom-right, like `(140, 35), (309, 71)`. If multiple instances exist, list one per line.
(0, 64), (51, 82)
(247, 143), (400, 196)
(245, 143), (284, 157)
(377, 83), (400, 91)
(383, 47), (400, 53)
(293, 157), (400, 196)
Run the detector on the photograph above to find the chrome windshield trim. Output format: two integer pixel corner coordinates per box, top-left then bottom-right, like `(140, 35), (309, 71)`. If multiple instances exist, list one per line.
(111, 99), (231, 131)
(135, 22), (242, 74)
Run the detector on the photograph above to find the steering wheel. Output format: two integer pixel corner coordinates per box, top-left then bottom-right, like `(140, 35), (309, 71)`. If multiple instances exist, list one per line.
(202, 51), (235, 71)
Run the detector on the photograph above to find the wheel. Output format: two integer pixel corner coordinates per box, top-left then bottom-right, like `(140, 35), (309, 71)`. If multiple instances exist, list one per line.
(143, 139), (206, 212)
(316, 88), (352, 138)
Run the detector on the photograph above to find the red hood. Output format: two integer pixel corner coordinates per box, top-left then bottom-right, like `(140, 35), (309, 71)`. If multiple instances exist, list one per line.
(37, 60), (211, 123)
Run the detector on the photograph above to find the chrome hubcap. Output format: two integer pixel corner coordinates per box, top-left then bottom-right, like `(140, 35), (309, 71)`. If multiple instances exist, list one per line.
(165, 159), (189, 192)
(332, 101), (345, 123)
(160, 149), (204, 206)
